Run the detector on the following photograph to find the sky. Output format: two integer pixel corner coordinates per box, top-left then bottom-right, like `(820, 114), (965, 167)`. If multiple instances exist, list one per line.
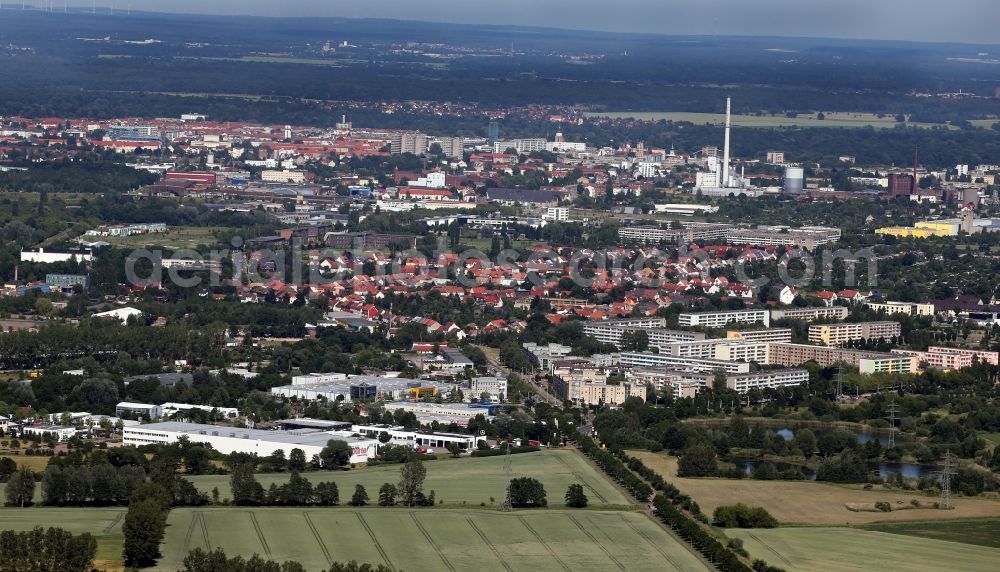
(41, 1), (1000, 45)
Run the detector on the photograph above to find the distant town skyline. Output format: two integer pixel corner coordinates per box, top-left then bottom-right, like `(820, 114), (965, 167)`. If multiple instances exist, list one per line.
(25, 1), (1000, 46)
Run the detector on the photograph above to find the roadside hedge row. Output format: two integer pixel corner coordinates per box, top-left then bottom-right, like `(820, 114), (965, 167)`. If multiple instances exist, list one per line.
(621, 453), (703, 516)
(577, 436), (653, 502)
(650, 495), (760, 572)
(578, 436), (784, 572)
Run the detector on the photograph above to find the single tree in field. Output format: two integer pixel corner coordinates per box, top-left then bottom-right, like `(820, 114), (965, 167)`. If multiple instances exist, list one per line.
(316, 481), (340, 506)
(122, 498), (168, 567)
(398, 458), (427, 506)
(564, 483), (588, 508)
(288, 448), (307, 472)
(230, 464), (264, 505)
(349, 484), (369, 506)
(377, 483), (397, 506)
(445, 442), (461, 458)
(5, 467), (35, 507)
(508, 477), (547, 508)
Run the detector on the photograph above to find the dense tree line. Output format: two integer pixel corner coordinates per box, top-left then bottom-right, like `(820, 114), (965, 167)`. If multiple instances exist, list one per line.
(579, 436), (782, 571)
(41, 462), (147, 506)
(577, 435), (653, 502)
(123, 482), (172, 567)
(0, 162), (156, 195)
(182, 548), (394, 572)
(0, 527), (97, 572)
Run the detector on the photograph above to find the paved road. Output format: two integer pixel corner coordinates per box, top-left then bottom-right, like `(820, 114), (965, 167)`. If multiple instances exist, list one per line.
(475, 345), (562, 406)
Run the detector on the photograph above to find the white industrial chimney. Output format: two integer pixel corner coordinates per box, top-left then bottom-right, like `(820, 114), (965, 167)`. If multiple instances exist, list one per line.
(722, 97), (731, 188)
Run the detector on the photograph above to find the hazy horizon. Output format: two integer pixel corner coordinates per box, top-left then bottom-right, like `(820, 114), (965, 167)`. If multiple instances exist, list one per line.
(12, 1), (1000, 46)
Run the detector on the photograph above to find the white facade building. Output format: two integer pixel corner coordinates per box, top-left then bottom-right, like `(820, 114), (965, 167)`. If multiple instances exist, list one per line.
(123, 422), (378, 464)
(470, 376), (508, 400)
(20, 247), (94, 264)
(261, 170), (306, 183)
(678, 309), (770, 328)
(116, 402), (163, 419)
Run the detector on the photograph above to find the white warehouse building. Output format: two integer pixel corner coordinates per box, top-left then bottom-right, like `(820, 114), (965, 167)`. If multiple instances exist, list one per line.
(123, 421), (378, 464)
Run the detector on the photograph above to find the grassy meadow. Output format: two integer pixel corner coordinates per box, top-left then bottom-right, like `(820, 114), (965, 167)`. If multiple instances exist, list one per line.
(156, 507), (708, 572)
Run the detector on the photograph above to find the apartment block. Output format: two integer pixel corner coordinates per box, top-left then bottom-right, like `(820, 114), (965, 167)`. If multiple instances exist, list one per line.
(892, 346), (999, 369)
(551, 364), (645, 406)
(864, 301), (936, 317)
(617, 223), (732, 244)
(522, 343), (572, 372)
(391, 132), (430, 155)
(808, 321), (901, 346)
(724, 226), (841, 250)
(582, 318), (703, 349)
(713, 341), (771, 363)
(626, 368), (807, 398)
(678, 309), (770, 328)
(766, 343), (917, 374)
(725, 369), (809, 393)
(770, 306), (848, 322)
(657, 339), (769, 363)
(726, 328), (793, 343)
(618, 352), (751, 374)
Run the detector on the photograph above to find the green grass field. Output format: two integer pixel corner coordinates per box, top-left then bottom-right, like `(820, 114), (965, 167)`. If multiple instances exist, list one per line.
(583, 111), (948, 129)
(863, 518), (1000, 549)
(729, 527), (1000, 572)
(978, 432), (1000, 447)
(0, 507), (125, 566)
(155, 507), (708, 572)
(188, 450), (631, 507)
(97, 226), (225, 250)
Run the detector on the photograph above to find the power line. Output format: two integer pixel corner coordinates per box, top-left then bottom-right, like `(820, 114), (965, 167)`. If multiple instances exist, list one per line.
(835, 364), (845, 399)
(936, 451), (954, 510)
(501, 441), (513, 512)
(887, 398), (898, 447)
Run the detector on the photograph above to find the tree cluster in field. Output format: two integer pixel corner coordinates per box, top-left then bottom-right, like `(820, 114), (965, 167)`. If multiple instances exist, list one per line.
(469, 445), (541, 457)
(0, 527), (97, 572)
(652, 496), (784, 572)
(39, 462), (148, 506)
(712, 504), (779, 528)
(814, 450), (871, 483)
(181, 547), (394, 572)
(3, 467), (36, 508)
(508, 477), (547, 508)
(228, 458), (440, 509)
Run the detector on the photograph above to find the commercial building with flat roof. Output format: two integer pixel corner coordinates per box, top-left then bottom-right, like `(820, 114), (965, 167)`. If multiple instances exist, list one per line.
(351, 425), (479, 451)
(272, 375), (456, 402)
(379, 402), (499, 427)
(470, 376), (507, 400)
(123, 421), (378, 464)
(115, 402), (162, 419)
